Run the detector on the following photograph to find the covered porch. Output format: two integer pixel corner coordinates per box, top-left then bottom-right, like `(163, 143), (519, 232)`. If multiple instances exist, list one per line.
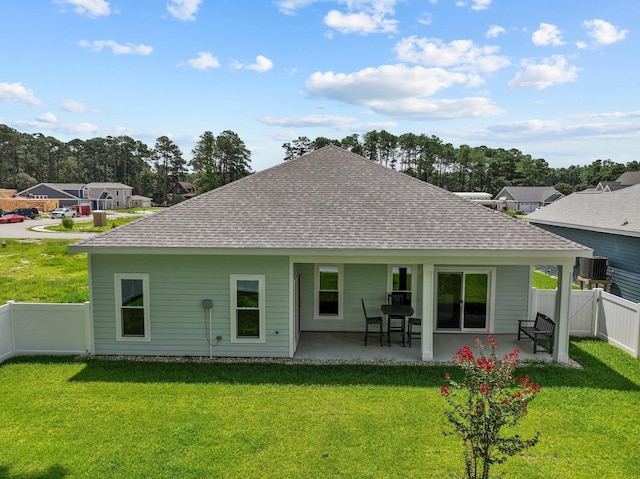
(294, 332), (557, 364)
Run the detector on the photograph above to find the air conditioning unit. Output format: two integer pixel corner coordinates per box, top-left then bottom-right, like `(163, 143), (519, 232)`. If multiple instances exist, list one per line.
(580, 257), (608, 280)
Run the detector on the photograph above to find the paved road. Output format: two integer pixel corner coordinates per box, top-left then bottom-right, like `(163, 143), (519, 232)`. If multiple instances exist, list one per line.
(0, 217), (98, 239)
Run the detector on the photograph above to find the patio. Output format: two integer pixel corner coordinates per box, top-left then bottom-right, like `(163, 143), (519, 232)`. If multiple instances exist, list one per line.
(294, 332), (556, 364)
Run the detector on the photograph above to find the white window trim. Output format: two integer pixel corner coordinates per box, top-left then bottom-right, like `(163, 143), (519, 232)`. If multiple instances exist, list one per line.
(230, 274), (266, 344)
(114, 273), (151, 342)
(434, 267), (496, 333)
(314, 264), (344, 320)
(387, 264), (417, 309)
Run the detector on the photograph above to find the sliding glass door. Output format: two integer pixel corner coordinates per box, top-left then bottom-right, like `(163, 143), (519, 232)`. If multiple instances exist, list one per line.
(436, 271), (490, 331)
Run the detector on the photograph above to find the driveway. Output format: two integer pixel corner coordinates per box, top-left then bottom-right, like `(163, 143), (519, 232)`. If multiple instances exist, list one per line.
(0, 217), (98, 239)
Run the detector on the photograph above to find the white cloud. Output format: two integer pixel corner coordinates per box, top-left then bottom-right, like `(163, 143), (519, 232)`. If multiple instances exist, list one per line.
(394, 36), (510, 73)
(61, 99), (88, 112)
(418, 12), (432, 26)
(0, 82), (42, 106)
(56, 0), (110, 18)
(583, 19), (628, 45)
(306, 64), (468, 103)
(486, 25), (505, 39)
(260, 114), (358, 128)
(37, 112), (58, 123)
(368, 96), (503, 119)
(532, 23), (565, 46)
(246, 55), (274, 73)
(487, 118), (640, 141)
(324, 8), (398, 35)
(508, 55), (580, 90)
(167, 0), (203, 21)
(456, 0), (492, 11)
(79, 40), (153, 55)
(275, 0), (319, 15)
(186, 52), (220, 70)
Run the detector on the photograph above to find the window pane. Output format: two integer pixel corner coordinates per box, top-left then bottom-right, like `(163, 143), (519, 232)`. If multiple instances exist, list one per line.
(319, 267), (338, 290)
(392, 267), (412, 291)
(319, 291), (339, 315)
(237, 280), (259, 308)
(122, 308), (145, 336)
(464, 274), (488, 329)
(121, 279), (143, 307)
(237, 310), (260, 337)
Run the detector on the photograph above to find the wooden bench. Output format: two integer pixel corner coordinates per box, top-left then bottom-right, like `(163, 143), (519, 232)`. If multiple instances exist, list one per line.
(518, 313), (555, 354)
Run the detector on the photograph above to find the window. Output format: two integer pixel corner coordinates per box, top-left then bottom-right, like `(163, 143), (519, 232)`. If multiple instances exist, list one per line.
(230, 275), (265, 343)
(114, 273), (150, 341)
(314, 264), (343, 319)
(389, 265), (414, 306)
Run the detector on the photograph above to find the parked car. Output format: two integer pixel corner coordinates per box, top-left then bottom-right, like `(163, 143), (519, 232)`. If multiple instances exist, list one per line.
(0, 213), (25, 224)
(50, 208), (77, 219)
(9, 208), (40, 219)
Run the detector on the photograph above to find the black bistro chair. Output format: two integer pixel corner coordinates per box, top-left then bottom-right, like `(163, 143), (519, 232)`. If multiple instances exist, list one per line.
(407, 317), (421, 347)
(387, 293), (407, 347)
(361, 299), (383, 346)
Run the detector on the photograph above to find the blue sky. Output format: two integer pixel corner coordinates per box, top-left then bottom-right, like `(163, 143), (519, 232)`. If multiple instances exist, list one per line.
(0, 0), (637, 172)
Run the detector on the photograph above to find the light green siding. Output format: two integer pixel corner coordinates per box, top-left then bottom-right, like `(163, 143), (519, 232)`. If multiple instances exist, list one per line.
(90, 254), (290, 357)
(493, 265), (531, 333)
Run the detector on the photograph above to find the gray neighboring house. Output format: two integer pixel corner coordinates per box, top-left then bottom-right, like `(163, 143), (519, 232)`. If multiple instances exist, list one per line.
(526, 183), (640, 302)
(595, 170), (640, 192)
(495, 186), (563, 213)
(18, 182), (133, 210)
(70, 146), (590, 363)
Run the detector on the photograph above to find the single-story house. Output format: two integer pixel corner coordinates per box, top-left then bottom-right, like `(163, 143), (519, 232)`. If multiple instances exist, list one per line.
(495, 186), (563, 213)
(131, 195), (152, 208)
(70, 146), (591, 364)
(526, 183), (640, 302)
(594, 170), (640, 192)
(18, 182), (133, 210)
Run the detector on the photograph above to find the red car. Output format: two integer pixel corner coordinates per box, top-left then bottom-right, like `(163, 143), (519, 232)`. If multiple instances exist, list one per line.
(0, 213), (25, 224)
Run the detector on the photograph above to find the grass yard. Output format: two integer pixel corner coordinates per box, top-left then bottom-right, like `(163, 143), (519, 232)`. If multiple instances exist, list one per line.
(0, 239), (88, 303)
(40, 215), (142, 233)
(0, 338), (639, 479)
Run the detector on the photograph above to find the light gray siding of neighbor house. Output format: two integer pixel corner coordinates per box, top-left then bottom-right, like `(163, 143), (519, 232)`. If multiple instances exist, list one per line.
(90, 254), (290, 357)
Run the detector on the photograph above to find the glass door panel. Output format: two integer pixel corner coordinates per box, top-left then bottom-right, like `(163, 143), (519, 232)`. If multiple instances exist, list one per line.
(437, 273), (462, 329)
(463, 274), (488, 329)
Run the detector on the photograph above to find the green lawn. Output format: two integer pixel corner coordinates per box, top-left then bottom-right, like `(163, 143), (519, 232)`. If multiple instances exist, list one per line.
(39, 215), (142, 233)
(0, 239), (88, 303)
(0, 338), (638, 479)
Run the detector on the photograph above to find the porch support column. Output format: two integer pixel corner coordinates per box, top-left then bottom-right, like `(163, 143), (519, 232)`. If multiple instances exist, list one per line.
(421, 264), (434, 361)
(553, 263), (573, 364)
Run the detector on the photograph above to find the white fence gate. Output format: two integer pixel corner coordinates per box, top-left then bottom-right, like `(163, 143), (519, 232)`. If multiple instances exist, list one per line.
(597, 291), (640, 358)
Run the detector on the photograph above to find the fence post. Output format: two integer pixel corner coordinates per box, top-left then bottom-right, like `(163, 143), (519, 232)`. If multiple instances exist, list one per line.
(83, 301), (94, 355)
(593, 288), (601, 338)
(635, 301), (640, 359)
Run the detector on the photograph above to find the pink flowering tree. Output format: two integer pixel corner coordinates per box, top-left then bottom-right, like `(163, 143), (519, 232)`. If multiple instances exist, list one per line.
(441, 335), (541, 479)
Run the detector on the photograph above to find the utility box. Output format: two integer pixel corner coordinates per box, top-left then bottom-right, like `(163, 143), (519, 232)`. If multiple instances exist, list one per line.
(93, 210), (107, 227)
(580, 257), (608, 280)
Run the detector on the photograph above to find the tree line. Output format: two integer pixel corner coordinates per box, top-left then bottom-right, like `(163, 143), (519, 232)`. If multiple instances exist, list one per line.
(0, 125), (251, 205)
(1, 124), (637, 205)
(283, 132), (640, 196)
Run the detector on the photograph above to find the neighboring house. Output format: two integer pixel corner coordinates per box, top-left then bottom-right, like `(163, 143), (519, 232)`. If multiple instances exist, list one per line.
(70, 146), (590, 364)
(172, 181), (197, 199)
(594, 170), (640, 192)
(131, 195), (152, 208)
(526, 183), (640, 303)
(18, 182), (133, 210)
(494, 186), (563, 213)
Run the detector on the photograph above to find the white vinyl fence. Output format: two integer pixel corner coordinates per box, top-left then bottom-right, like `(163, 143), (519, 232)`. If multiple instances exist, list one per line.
(1, 288), (639, 363)
(596, 291), (640, 358)
(0, 301), (92, 363)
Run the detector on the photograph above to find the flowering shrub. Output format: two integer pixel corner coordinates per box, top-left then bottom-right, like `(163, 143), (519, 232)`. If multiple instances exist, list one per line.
(441, 335), (540, 479)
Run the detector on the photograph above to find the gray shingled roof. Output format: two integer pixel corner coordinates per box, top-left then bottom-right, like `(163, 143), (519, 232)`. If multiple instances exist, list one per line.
(526, 183), (640, 237)
(72, 145), (589, 253)
(496, 186), (562, 203)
